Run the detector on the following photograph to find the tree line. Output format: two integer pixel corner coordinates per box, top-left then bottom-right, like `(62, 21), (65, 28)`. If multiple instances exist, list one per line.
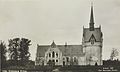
(0, 38), (34, 68)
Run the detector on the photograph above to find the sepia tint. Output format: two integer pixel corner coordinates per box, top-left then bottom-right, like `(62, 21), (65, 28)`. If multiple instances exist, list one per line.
(0, 0), (120, 72)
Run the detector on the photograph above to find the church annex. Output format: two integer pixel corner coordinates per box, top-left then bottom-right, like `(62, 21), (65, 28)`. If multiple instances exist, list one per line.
(35, 5), (103, 66)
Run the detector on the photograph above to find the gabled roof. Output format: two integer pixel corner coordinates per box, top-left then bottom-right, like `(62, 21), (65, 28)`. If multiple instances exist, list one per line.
(36, 45), (84, 57)
(89, 34), (96, 42)
(51, 41), (56, 48)
(83, 27), (102, 42)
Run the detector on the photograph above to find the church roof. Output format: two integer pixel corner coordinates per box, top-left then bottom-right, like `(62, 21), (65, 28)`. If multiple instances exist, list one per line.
(83, 27), (102, 42)
(82, 4), (103, 42)
(36, 44), (84, 57)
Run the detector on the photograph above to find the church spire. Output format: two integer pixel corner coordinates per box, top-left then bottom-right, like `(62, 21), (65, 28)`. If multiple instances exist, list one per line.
(89, 3), (94, 31)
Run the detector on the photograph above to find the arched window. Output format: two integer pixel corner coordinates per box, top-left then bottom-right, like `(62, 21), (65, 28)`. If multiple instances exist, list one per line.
(52, 51), (55, 58)
(47, 60), (52, 65)
(49, 60), (51, 62)
(73, 57), (78, 65)
(56, 53), (58, 57)
(73, 57), (77, 62)
(63, 61), (65, 66)
(49, 53), (51, 57)
(95, 62), (98, 66)
(66, 57), (69, 62)
(42, 61), (44, 66)
(56, 60), (58, 62)
(52, 60), (55, 63)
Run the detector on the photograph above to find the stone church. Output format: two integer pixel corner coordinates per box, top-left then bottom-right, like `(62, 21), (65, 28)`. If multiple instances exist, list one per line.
(35, 5), (103, 66)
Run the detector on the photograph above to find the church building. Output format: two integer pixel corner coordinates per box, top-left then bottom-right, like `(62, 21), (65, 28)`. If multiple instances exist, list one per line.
(35, 5), (103, 66)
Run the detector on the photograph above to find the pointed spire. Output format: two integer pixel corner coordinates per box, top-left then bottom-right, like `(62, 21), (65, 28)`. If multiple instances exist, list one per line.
(51, 40), (56, 48)
(89, 2), (95, 31)
(90, 3), (94, 24)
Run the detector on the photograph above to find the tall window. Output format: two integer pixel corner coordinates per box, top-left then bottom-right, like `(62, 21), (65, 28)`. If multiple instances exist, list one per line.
(49, 53), (51, 57)
(66, 57), (69, 62)
(73, 57), (78, 65)
(56, 53), (58, 57)
(52, 60), (55, 62)
(52, 51), (55, 58)
(56, 60), (58, 62)
(73, 57), (77, 62)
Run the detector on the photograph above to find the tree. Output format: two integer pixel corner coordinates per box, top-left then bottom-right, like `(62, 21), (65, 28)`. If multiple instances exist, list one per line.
(19, 38), (31, 66)
(0, 41), (7, 68)
(8, 38), (20, 66)
(110, 48), (119, 60)
(8, 38), (31, 66)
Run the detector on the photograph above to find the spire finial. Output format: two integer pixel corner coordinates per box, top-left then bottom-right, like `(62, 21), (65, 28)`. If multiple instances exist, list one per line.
(89, 2), (95, 31)
(91, 1), (93, 7)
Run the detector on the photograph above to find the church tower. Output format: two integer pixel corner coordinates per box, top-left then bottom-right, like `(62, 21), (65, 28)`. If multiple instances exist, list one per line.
(82, 4), (103, 65)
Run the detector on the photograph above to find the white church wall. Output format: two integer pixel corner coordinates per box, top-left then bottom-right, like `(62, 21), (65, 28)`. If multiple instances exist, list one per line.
(83, 42), (102, 65)
(78, 56), (86, 65)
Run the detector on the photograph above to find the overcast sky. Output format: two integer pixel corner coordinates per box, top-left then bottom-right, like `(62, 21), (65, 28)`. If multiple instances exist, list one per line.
(0, 0), (120, 60)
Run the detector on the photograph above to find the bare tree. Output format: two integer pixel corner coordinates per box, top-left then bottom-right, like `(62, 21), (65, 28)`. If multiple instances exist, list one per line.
(110, 48), (119, 60)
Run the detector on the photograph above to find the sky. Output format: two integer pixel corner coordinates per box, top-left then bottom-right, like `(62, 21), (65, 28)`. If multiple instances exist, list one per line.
(0, 0), (120, 61)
